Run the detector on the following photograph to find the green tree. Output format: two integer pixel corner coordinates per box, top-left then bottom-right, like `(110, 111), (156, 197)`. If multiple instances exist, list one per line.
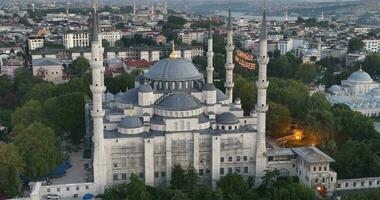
(362, 54), (380, 77)
(239, 82), (256, 114)
(216, 173), (250, 198)
(267, 102), (292, 137)
(12, 100), (44, 126)
(294, 64), (318, 84)
(170, 164), (185, 189)
(0, 143), (25, 197)
(12, 122), (62, 179)
(24, 82), (56, 103)
(184, 166), (198, 191)
(102, 39), (110, 48)
(68, 57), (90, 75)
(126, 174), (152, 200)
(348, 37), (365, 52)
(192, 56), (207, 71)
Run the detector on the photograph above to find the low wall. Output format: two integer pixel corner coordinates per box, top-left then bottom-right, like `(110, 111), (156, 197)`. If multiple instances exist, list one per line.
(336, 177), (380, 191)
(30, 182), (99, 200)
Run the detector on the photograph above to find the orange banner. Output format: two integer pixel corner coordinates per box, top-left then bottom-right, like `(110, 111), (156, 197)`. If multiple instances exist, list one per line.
(235, 49), (256, 70)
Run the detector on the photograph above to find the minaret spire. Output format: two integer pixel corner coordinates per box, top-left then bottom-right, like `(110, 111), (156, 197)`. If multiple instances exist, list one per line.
(90, 0), (107, 192)
(224, 0), (235, 103)
(207, 17), (214, 84)
(255, 0), (269, 185)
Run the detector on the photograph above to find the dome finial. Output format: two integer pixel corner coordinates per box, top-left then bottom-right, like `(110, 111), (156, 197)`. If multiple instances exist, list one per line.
(169, 40), (177, 58)
(359, 64), (363, 71)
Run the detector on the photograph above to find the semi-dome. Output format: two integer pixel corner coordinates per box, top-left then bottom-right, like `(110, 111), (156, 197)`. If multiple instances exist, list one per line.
(328, 85), (343, 93)
(216, 89), (229, 101)
(119, 116), (143, 129)
(369, 88), (380, 97)
(216, 112), (239, 124)
(156, 93), (201, 111)
(348, 70), (373, 82)
(202, 83), (217, 91)
(144, 58), (203, 81)
(306, 48), (318, 56)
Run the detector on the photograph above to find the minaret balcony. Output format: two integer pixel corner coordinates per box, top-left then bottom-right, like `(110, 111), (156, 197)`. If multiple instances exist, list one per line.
(90, 85), (106, 93)
(255, 104), (268, 113)
(91, 109), (105, 117)
(225, 45), (235, 51)
(256, 81), (269, 89)
(224, 82), (235, 88)
(225, 63), (235, 70)
(258, 57), (269, 65)
(207, 52), (214, 56)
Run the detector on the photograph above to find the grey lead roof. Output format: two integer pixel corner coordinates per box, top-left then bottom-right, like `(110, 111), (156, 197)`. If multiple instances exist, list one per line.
(216, 112), (240, 125)
(216, 89), (229, 101)
(115, 88), (138, 105)
(118, 116), (143, 128)
(202, 83), (217, 91)
(33, 57), (63, 66)
(156, 93), (201, 111)
(292, 146), (335, 163)
(144, 58), (203, 81)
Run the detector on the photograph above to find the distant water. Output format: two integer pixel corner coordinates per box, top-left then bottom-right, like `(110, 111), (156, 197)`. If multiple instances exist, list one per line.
(217, 10), (298, 22)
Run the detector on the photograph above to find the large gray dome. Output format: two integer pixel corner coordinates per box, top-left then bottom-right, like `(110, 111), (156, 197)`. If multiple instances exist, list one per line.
(348, 70), (373, 82)
(156, 93), (201, 111)
(119, 116), (143, 129)
(144, 58), (203, 81)
(216, 112), (239, 124)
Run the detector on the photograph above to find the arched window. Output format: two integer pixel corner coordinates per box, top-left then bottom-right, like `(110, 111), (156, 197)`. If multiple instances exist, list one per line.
(279, 169), (289, 177)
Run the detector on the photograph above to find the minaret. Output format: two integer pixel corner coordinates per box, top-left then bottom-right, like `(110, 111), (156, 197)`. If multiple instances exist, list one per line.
(285, 7), (288, 22)
(90, 0), (107, 192)
(163, 0), (168, 15)
(255, 0), (269, 183)
(207, 18), (214, 84)
(321, 10), (324, 21)
(133, 1), (136, 15)
(224, 0), (235, 103)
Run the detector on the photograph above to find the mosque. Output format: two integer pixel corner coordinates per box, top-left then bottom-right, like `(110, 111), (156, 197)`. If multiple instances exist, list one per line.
(327, 67), (380, 117)
(28, 1), (340, 199)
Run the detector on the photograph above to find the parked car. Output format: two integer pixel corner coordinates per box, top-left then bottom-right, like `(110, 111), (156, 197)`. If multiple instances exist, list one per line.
(45, 194), (60, 199)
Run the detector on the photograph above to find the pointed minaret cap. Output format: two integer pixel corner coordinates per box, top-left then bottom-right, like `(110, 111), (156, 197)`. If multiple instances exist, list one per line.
(260, 0), (268, 39)
(209, 17), (213, 38)
(169, 41), (178, 58)
(227, 0), (232, 31)
(91, 0), (99, 42)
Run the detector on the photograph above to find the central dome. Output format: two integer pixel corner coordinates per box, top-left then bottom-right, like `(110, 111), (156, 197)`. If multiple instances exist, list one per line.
(144, 58), (203, 81)
(348, 70), (373, 82)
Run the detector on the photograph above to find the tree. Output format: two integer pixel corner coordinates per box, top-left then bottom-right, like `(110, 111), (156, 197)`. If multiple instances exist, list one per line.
(0, 143), (25, 197)
(294, 64), (318, 84)
(348, 38), (365, 52)
(362, 54), (380, 77)
(170, 164), (185, 190)
(68, 57), (90, 75)
(239, 82), (256, 114)
(102, 39), (110, 48)
(11, 100), (44, 126)
(184, 167), (198, 191)
(216, 173), (250, 198)
(192, 56), (207, 71)
(24, 82), (56, 103)
(126, 174), (151, 200)
(12, 122), (62, 179)
(267, 102), (292, 137)
(115, 22), (125, 29)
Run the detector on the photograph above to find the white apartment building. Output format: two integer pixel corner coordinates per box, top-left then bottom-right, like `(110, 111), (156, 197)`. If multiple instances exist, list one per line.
(28, 36), (44, 51)
(178, 30), (206, 45)
(277, 39), (293, 55)
(101, 31), (122, 47)
(63, 32), (90, 49)
(363, 39), (380, 53)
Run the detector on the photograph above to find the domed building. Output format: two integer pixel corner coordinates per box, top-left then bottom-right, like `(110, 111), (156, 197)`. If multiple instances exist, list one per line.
(97, 48), (259, 187)
(327, 68), (380, 117)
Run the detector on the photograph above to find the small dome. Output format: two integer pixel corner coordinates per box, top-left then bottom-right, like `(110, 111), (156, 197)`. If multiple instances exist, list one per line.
(234, 98), (241, 104)
(216, 112), (239, 125)
(138, 84), (153, 93)
(144, 58), (203, 81)
(306, 48), (318, 56)
(135, 74), (145, 84)
(328, 85), (343, 93)
(202, 83), (217, 91)
(156, 93), (201, 111)
(369, 88), (380, 97)
(348, 70), (373, 82)
(119, 116), (143, 129)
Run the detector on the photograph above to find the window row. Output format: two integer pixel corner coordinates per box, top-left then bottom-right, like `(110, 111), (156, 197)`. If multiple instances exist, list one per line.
(220, 156), (248, 163)
(220, 166), (249, 175)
